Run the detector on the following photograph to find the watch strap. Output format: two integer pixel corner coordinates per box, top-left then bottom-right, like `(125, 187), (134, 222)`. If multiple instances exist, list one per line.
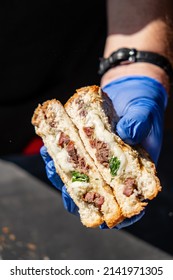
(98, 48), (173, 83)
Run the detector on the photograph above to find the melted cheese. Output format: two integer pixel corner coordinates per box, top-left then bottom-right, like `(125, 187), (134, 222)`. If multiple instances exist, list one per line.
(71, 181), (90, 196)
(56, 149), (74, 173)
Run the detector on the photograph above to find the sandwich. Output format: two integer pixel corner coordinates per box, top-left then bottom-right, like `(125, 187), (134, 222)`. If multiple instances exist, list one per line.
(65, 85), (161, 218)
(31, 99), (123, 228)
(31, 85), (161, 228)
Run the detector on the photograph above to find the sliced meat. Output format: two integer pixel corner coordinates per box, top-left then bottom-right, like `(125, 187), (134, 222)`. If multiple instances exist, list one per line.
(94, 193), (105, 209)
(84, 127), (110, 165)
(83, 192), (104, 210)
(58, 133), (89, 172)
(78, 157), (89, 172)
(75, 98), (84, 109)
(89, 139), (97, 148)
(123, 177), (137, 197)
(42, 105), (56, 127)
(83, 192), (95, 203)
(47, 112), (57, 128)
(66, 141), (89, 172)
(89, 139), (110, 167)
(75, 98), (88, 117)
(66, 141), (79, 164)
(83, 127), (94, 137)
(58, 132), (70, 147)
(95, 141), (109, 167)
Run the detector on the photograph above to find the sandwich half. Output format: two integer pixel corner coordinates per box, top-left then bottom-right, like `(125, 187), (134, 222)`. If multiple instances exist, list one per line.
(65, 85), (161, 218)
(32, 99), (123, 228)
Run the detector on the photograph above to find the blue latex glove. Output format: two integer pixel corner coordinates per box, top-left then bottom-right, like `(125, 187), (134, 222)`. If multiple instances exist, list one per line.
(99, 75), (168, 229)
(102, 76), (168, 164)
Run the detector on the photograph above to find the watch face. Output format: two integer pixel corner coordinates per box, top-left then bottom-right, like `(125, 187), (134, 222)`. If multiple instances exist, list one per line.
(99, 48), (136, 75)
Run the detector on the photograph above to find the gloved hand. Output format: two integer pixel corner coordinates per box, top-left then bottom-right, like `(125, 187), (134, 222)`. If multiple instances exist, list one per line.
(100, 75), (168, 229)
(102, 75), (168, 164)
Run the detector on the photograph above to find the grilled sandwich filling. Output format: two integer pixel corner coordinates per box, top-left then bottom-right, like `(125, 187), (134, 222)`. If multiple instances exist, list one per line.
(57, 131), (105, 210)
(82, 113), (140, 199)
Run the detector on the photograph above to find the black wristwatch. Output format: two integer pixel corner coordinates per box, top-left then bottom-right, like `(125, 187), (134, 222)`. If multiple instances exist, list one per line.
(98, 48), (173, 83)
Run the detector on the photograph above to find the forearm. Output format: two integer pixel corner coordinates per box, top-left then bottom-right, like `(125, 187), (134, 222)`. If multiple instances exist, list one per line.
(101, 0), (173, 92)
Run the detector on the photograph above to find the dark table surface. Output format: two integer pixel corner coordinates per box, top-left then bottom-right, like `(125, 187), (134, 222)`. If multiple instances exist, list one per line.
(0, 159), (172, 260)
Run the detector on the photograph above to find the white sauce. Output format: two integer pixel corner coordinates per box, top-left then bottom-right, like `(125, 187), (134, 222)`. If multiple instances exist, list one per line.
(71, 181), (90, 195)
(56, 149), (74, 173)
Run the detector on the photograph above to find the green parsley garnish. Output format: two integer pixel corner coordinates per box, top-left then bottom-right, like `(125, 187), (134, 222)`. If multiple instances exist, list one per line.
(71, 171), (89, 182)
(109, 156), (121, 176)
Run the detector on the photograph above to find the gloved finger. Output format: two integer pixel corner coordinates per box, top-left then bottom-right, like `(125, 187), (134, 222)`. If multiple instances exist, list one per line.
(40, 146), (52, 164)
(142, 114), (163, 164)
(99, 210), (145, 229)
(46, 160), (64, 191)
(62, 185), (79, 215)
(115, 210), (145, 229)
(116, 108), (152, 145)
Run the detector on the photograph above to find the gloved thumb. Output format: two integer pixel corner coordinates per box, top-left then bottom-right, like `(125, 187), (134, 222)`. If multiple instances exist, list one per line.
(116, 107), (152, 145)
